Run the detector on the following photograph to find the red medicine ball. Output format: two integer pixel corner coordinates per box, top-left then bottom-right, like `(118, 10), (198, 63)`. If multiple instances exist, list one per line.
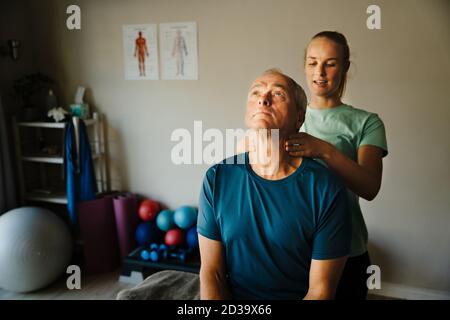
(165, 229), (185, 246)
(138, 199), (160, 221)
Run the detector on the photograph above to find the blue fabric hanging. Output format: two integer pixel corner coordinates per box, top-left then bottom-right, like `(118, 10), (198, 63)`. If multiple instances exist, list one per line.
(64, 119), (97, 225)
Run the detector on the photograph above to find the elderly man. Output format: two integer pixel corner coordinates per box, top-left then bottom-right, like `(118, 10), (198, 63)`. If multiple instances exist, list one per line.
(197, 69), (352, 300)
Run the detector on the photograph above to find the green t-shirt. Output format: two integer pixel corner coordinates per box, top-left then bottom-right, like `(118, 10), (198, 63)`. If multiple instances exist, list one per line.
(300, 104), (388, 257)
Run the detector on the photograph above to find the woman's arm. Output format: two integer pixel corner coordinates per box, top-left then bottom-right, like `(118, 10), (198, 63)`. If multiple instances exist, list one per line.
(198, 234), (232, 300)
(285, 133), (384, 201)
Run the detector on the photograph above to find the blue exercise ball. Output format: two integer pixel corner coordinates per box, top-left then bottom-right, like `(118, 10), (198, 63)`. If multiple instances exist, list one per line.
(174, 206), (198, 230)
(186, 226), (199, 249)
(135, 221), (163, 246)
(156, 210), (175, 232)
(0, 207), (73, 293)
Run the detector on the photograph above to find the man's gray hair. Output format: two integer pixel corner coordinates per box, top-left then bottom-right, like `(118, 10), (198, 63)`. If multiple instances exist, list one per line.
(261, 68), (307, 113)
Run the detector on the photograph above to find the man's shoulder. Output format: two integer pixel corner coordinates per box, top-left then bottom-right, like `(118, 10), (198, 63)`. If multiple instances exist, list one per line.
(302, 157), (330, 175)
(218, 153), (247, 165)
(203, 153), (247, 179)
(302, 158), (345, 191)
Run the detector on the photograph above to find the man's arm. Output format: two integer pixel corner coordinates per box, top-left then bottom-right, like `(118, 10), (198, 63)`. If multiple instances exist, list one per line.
(199, 234), (232, 300)
(303, 257), (347, 300)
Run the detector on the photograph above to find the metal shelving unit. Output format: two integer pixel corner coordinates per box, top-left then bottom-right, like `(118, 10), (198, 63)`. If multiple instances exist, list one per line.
(12, 112), (107, 206)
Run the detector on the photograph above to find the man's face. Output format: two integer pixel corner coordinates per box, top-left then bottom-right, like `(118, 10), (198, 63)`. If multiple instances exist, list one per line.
(245, 73), (302, 135)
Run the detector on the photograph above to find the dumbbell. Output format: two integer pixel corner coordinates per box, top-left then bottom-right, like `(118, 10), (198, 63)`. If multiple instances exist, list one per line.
(140, 243), (167, 261)
(168, 251), (187, 262)
(149, 243), (169, 262)
(140, 249), (151, 261)
(166, 248), (193, 262)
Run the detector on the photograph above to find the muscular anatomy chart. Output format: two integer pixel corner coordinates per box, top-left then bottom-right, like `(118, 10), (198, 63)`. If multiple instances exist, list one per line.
(123, 24), (159, 80)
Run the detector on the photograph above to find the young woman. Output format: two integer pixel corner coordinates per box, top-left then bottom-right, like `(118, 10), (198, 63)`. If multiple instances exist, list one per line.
(285, 31), (388, 299)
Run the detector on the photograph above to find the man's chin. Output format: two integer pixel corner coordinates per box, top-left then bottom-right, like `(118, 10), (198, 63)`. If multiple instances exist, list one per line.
(246, 121), (278, 131)
(251, 126), (271, 131)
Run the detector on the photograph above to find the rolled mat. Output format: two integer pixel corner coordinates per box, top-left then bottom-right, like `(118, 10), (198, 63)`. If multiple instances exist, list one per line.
(113, 193), (139, 259)
(78, 194), (120, 274)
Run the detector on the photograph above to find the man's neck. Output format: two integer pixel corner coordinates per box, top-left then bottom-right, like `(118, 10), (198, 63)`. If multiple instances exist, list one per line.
(248, 130), (303, 180)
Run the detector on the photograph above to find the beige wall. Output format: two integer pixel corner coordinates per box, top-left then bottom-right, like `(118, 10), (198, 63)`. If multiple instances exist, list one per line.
(0, 0), (37, 113)
(5, 0), (450, 295)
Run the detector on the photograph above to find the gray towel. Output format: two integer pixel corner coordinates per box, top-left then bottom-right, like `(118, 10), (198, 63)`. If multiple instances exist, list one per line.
(116, 270), (200, 300)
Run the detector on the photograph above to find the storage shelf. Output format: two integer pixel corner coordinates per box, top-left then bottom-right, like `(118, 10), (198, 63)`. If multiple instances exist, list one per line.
(22, 153), (100, 164)
(18, 118), (97, 128)
(25, 192), (68, 204)
(22, 155), (64, 164)
(13, 112), (107, 207)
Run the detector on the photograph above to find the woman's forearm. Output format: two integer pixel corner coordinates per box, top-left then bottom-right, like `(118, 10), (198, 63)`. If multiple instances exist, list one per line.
(321, 145), (381, 201)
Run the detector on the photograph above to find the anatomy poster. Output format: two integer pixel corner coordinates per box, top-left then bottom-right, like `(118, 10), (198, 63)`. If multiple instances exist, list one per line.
(123, 24), (159, 80)
(160, 22), (198, 80)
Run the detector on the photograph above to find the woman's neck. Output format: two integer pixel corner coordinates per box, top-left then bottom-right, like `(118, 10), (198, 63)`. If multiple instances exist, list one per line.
(309, 95), (343, 110)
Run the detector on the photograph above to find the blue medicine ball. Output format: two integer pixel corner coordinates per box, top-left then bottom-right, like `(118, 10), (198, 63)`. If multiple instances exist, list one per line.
(186, 226), (199, 249)
(135, 221), (163, 246)
(174, 206), (198, 230)
(156, 210), (175, 232)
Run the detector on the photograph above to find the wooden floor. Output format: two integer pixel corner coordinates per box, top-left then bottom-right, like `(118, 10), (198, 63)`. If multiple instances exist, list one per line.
(0, 269), (133, 300)
(0, 269), (396, 300)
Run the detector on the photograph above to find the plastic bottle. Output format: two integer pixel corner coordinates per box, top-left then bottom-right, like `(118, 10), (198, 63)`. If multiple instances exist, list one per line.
(45, 89), (58, 112)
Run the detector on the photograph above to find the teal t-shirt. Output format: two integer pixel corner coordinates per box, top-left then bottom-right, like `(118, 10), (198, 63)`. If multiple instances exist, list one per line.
(301, 104), (388, 257)
(197, 153), (351, 299)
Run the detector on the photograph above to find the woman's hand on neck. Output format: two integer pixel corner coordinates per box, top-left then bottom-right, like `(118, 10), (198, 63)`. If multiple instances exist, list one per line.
(248, 129), (302, 180)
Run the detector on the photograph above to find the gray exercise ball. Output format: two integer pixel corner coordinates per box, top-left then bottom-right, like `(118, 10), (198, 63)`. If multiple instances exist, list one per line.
(0, 207), (73, 293)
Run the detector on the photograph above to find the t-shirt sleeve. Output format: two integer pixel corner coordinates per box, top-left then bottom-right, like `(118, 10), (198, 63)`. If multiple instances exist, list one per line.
(197, 167), (222, 241)
(359, 113), (388, 157)
(311, 186), (352, 260)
